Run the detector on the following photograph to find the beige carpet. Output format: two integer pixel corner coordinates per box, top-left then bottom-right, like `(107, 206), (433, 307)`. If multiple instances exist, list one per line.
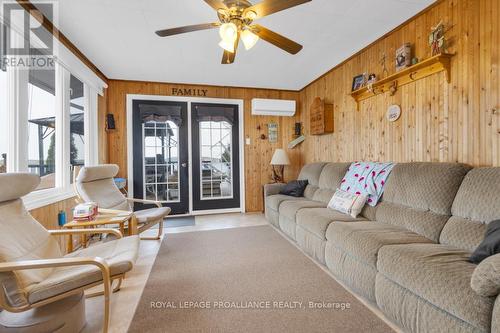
(129, 226), (393, 332)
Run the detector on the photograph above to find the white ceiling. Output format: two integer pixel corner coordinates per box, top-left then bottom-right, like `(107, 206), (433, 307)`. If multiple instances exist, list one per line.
(47, 0), (436, 90)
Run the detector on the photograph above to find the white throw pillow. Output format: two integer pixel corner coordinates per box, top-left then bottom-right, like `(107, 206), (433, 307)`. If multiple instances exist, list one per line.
(327, 188), (368, 218)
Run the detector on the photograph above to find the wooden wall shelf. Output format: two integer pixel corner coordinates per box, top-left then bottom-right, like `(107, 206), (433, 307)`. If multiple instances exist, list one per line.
(350, 53), (454, 111)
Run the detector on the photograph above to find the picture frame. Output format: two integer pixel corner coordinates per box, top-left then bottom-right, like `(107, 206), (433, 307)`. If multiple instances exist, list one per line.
(395, 43), (411, 71)
(351, 74), (366, 91)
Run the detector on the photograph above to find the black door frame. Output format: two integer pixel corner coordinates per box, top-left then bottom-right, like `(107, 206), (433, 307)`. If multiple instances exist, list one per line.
(132, 100), (189, 215)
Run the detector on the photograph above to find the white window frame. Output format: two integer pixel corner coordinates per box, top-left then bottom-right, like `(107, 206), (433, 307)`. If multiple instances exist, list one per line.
(2, 16), (107, 210)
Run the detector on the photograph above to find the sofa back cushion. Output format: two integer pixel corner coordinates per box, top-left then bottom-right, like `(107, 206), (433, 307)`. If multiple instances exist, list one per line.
(297, 162), (327, 199)
(376, 163), (471, 242)
(440, 168), (500, 252)
(312, 163), (351, 203)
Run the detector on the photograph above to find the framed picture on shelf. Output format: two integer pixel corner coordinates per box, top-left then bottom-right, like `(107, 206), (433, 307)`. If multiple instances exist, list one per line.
(396, 43), (411, 71)
(352, 74), (366, 91)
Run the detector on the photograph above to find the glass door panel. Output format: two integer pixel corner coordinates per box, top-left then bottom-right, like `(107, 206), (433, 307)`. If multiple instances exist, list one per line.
(191, 103), (240, 211)
(132, 100), (189, 215)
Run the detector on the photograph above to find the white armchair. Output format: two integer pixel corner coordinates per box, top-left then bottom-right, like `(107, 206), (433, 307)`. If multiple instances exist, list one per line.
(0, 173), (139, 332)
(75, 164), (171, 240)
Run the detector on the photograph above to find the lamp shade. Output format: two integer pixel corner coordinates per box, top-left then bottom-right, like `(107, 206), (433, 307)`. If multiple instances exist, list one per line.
(270, 149), (290, 166)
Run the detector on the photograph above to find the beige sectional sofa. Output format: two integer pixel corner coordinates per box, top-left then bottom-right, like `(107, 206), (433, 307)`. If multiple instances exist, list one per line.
(264, 162), (500, 333)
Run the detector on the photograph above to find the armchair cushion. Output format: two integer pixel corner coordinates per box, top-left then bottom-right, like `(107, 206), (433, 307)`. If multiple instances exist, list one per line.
(76, 164), (119, 183)
(27, 235), (139, 304)
(135, 207), (171, 224)
(471, 254), (500, 297)
(0, 173), (40, 202)
(76, 165), (131, 211)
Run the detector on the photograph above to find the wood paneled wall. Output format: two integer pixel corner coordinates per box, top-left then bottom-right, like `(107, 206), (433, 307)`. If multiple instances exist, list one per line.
(106, 80), (301, 212)
(30, 197), (79, 252)
(299, 0), (500, 167)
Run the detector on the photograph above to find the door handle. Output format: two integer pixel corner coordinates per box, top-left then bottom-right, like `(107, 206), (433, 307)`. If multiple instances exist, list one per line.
(181, 162), (188, 168)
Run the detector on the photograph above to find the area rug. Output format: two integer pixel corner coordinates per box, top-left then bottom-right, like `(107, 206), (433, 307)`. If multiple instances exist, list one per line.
(128, 226), (392, 332)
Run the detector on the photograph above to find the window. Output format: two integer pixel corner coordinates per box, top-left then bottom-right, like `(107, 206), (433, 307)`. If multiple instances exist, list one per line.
(143, 120), (180, 202)
(0, 68), (7, 173)
(70, 74), (85, 172)
(2, 9), (106, 209)
(27, 68), (56, 190)
(200, 120), (232, 199)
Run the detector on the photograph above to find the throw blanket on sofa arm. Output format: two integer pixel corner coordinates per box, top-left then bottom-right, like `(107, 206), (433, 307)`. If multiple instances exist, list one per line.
(340, 161), (395, 206)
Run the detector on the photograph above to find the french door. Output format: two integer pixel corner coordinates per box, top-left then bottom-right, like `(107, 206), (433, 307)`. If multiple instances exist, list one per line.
(132, 100), (189, 214)
(131, 98), (241, 215)
(191, 103), (240, 211)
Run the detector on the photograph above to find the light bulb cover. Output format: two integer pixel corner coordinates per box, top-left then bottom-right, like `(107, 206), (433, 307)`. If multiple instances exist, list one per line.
(241, 29), (259, 50)
(219, 39), (235, 53)
(219, 23), (238, 42)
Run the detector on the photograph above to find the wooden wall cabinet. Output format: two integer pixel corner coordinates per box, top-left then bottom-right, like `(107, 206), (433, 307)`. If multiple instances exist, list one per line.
(310, 97), (334, 135)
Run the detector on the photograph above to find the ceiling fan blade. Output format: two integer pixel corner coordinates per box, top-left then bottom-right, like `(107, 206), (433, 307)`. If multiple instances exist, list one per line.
(222, 34), (240, 64)
(204, 0), (228, 11)
(244, 0), (311, 19)
(156, 23), (220, 37)
(250, 24), (302, 54)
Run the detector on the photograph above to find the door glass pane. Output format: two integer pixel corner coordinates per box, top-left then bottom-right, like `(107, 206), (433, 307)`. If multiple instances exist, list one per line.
(70, 75), (85, 181)
(28, 68), (56, 190)
(142, 120), (180, 202)
(199, 121), (232, 199)
(0, 68), (7, 173)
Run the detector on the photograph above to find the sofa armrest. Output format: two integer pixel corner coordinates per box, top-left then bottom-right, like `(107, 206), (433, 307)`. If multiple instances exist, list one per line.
(264, 183), (286, 197)
(471, 254), (500, 297)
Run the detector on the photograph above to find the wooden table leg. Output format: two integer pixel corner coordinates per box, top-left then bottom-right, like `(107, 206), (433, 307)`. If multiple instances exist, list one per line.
(129, 215), (138, 236)
(66, 230), (73, 253)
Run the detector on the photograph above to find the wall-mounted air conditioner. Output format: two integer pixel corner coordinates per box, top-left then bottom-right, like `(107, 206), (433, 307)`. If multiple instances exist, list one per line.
(251, 98), (296, 117)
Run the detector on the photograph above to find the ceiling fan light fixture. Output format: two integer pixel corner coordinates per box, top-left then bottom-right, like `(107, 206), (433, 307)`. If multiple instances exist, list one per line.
(219, 22), (238, 42)
(241, 29), (259, 50)
(219, 39), (235, 53)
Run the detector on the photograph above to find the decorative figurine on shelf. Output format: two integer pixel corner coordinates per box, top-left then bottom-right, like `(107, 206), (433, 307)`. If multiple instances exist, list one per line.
(380, 54), (389, 78)
(429, 21), (447, 56)
(366, 74), (378, 93)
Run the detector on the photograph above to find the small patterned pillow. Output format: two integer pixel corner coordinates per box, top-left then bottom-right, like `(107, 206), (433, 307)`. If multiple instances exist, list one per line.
(327, 188), (367, 218)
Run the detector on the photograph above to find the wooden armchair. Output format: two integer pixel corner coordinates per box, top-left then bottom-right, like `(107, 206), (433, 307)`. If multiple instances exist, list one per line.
(74, 164), (171, 240)
(0, 173), (139, 333)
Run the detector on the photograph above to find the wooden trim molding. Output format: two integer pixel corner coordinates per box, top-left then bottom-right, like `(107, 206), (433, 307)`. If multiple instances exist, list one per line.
(16, 0), (108, 82)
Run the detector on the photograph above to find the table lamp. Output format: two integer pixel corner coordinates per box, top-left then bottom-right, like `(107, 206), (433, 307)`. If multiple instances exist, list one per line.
(270, 149), (290, 183)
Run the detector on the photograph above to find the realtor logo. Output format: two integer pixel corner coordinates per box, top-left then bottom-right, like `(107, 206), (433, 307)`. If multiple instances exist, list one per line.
(1, 0), (57, 69)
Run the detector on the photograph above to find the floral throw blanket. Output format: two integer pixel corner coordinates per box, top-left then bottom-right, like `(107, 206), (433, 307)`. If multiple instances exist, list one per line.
(340, 161), (395, 206)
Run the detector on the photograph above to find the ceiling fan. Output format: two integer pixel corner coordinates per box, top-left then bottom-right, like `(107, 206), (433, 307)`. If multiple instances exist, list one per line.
(155, 0), (311, 64)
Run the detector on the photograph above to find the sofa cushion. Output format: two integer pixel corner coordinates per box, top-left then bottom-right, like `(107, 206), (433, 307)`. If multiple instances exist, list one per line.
(265, 194), (302, 211)
(312, 163), (351, 203)
(376, 273), (481, 333)
(297, 208), (366, 240)
(376, 162), (471, 241)
(440, 167), (500, 252)
(135, 207), (171, 224)
(471, 253), (500, 297)
(297, 162), (326, 199)
(377, 243), (494, 332)
(279, 200), (326, 221)
(28, 235), (139, 304)
(326, 221), (432, 268)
